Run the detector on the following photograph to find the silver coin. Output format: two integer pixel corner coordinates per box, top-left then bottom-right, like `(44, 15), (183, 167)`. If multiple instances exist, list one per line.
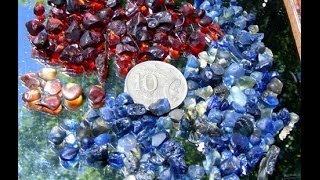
(124, 61), (187, 109)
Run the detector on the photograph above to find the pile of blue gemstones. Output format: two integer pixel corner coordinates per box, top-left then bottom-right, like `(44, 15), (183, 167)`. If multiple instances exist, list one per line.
(47, 0), (300, 179)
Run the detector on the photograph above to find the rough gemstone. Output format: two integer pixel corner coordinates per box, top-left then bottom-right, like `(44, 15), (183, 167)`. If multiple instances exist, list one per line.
(151, 131), (169, 147)
(109, 152), (125, 169)
(188, 165), (205, 179)
(148, 98), (171, 116)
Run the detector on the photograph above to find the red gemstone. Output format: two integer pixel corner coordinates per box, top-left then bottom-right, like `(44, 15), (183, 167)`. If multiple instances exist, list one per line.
(188, 31), (206, 55)
(34, 2), (45, 16)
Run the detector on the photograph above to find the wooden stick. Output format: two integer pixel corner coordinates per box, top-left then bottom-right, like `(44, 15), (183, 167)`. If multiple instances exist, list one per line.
(283, 0), (301, 61)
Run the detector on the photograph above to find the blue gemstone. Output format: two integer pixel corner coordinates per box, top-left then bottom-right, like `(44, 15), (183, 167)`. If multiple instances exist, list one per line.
(208, 108), (224, 124)
(186, 54), (200, 68)
(114, 105), (128, 118)
(126, 103), (147, 116)
(105, 95), (116, 109)
(60, 146), (79, 161)
(203, 149), (221, 173)
(156, 116), (173, 130)
(237, 31), (253, 45)
(272, 120), (284, 133)
(269, 71), (280, 79)
(199, 0), (211, 11)
(150, 151), (166, 165)
(207, 95), (222, 110)
(108, 152), (125, 169)
(261, 96), (279, 108)
(221, 150), (233, 162)
(159, 140), (185, 159)
(48, 126), (66, 145)
(245, 103), (261, 118)
(254, 81), (267, 92)
(94, 133), (111, 146)
(230, 101), (246, 114)
(84, 109), (100, 122)
(222, 173), (240, 180)
(132, 120), (144, 134)
(277, 108), (290, 125)
(152, 131), (170, 147)
(233, 116), (254, 136)
(80, 145), (108, 168)
(99, 106), (115, 122)
(256, 118), (274, 135)
(263, 133), (275, 145)
(212, 63), (225, 75)
(60, 119), (79, 132)
(228, 43), (245, 59)
(187, 80), (200, 90)
(169, 157), (187, 175)
(223, 75), (236, 87)
(230, 133), (250, 155)
(59, 154), (79, 169)
(179, 118), (191, 131)
(250, 135), (261, 145)
(225, 63), (245, 79)
(80, 137), (94, 150)
(220, 156), (241, 175)
(200, 66), (215, 84)
(116, 92), (134, 106)
(188, 165), (205, 179)
(159, 168), (174, 180)
(148, 98), (171, 116)
(246, 146), (263, 167)
(112, 117), (132, 136)
(220, 100), (230, 110)
(243, 50), (257, 60)
(261, 72), (271, 83)
(140, 162), (157, 172)
(221, 110), (242, 127)
(117, 134), (137, 153)
(141, 115), (157, 128)
(254, 59), (272, 72)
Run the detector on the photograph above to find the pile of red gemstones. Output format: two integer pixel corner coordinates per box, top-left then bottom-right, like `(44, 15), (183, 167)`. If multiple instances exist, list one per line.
(26, 0), (223, 83)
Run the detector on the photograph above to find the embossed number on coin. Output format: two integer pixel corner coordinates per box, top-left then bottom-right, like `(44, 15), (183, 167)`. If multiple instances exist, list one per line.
(124, 61), (187, 109)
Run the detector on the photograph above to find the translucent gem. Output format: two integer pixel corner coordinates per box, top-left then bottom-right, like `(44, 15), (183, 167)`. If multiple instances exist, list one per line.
(195, 86), (213, 100)
(188, 165), (205, 179)
(220, 156), (241, 175)
(236, 76), (256, 90)
(94, 133), (112, 146)
(227, 86), (247, 107)
(152, 131), (169, 147)
(109, 152), (125, 169)
(117, 134), (137, 154)
(156, 116), (173, 129)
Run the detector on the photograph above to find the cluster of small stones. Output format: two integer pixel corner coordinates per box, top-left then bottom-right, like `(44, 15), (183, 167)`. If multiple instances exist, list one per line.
(26, 0), (223, 83)
(20, 67), (107, 115)
(26, 0), (300, 179)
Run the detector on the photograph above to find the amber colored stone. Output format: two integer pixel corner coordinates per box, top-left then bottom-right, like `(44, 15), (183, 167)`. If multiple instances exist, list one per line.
(88, 85), (106, 104)
(42, 104), (63, 115)
(169, 49), (180, 59)
(38, 67), (57, 81)
(34, 2), (45, 16)
(21, 72), (41, 89)
(44, 79), (62, 95)
(38, 95), (61, 110)
(22, 89), (41, 102)
(25, 100), (43, 111)
(64, 95), (83, 110)
(62, 83), (83, 100)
